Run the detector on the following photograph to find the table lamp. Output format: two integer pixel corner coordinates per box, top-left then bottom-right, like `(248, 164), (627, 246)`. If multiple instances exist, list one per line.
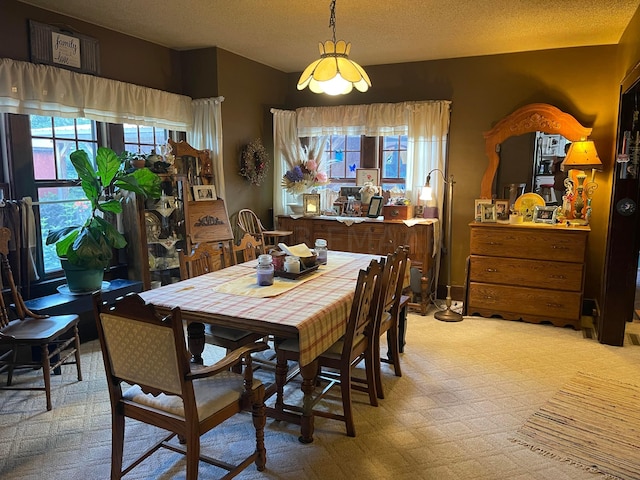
(563, 140), (603, 225)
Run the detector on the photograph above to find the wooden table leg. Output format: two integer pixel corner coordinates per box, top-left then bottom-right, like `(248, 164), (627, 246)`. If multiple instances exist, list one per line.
(298, 359), (318, 443)
(186, 322), (205, 364)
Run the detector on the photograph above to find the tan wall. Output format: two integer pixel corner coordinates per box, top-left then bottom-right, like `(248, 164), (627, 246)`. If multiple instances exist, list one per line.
(215, 49), (288, 226)
(1, 0), (183, 93)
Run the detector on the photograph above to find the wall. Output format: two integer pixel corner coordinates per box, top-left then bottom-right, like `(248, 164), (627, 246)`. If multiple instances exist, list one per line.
(0, 0), (183, 93)
(285, 45), (622, 302)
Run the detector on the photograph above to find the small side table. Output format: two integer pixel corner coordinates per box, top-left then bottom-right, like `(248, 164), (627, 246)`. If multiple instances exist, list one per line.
(263, 229), (293, 250)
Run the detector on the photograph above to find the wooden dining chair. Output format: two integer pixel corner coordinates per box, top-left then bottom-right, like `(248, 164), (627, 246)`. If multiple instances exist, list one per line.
(92, 292), (267, 480)
(0, 227), (82, 411)
(374, 246), (410, 399)
(232, 233), (263, 264)
(275, 258), (386, 437)
(178, 242), (264, 365)
(237, 209), (267, 251)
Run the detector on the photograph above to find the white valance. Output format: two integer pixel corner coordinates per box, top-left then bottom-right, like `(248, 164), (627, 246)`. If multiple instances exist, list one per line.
(296, 101), (450, 137)
(0, 58), (193, 130)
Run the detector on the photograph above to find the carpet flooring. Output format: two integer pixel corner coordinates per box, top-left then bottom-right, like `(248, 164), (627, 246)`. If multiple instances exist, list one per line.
(511, 372), (640, 480)
(2, 310), (640, 479)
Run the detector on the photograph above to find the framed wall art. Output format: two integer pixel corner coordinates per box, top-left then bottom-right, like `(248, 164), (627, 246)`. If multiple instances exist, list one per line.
(356, 168), (380, 186)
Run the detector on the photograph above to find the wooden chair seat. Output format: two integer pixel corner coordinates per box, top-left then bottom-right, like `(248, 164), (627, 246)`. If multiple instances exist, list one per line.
(0, 227), (82, 411)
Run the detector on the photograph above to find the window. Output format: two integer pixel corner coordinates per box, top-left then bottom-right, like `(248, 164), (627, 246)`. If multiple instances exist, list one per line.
(30, 115), (98, 273)
(323, 134), (408, 192)
(22, 115), (173, 275)
(124, 123), (168, 155)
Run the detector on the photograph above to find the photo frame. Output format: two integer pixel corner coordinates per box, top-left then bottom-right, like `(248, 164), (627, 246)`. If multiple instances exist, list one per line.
(302, 193), (321, 216)
(474, 199), (492, 222)
(193, 184), (217, 201)
(494, 199), (510, 223)
(533, 205), (558, 224)
(356, 168), (380, 186)
(480, 203), (497, 223)
(367, 196), (384, 218)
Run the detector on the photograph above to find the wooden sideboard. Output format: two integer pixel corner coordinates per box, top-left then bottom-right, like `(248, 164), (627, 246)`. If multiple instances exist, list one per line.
(277, 215), (437, 314)
(466, 222), (589, 329)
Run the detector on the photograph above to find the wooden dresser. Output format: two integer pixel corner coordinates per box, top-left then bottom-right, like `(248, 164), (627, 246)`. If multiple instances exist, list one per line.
(466, 222), (589, 329)
(277, 215), (437, 314)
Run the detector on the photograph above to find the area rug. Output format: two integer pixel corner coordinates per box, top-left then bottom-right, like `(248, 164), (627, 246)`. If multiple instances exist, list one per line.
(511, 372), (640, 480)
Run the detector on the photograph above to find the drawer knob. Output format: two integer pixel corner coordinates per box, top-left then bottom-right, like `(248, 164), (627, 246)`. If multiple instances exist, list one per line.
(550, 245), (568, 250)
(546, 302), (563, 308)
(488, 241), (502, 246)
(550, 274), (566, 279)
(485, 268), (497, 272)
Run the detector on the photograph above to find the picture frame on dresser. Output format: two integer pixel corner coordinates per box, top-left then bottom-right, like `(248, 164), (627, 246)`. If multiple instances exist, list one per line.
(474, 199), (492, 222)
(367, 196), (384, 217)
(533, 205), (558, 224)
(480, 203), (497, 223)
(494, 199), (510, 223)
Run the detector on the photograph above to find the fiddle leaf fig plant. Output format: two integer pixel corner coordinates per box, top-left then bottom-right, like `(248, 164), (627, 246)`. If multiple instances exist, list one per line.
(46, 147), (161, 270)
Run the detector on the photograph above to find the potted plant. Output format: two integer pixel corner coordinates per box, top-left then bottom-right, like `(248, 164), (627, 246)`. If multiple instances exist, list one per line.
(46, 147), (161, 293)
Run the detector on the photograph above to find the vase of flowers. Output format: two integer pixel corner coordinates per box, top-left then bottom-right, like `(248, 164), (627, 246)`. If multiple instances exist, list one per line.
(359, 181), (379, 205)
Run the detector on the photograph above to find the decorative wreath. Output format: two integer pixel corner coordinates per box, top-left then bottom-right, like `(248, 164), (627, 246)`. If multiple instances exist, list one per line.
(239, 138), (269, 186)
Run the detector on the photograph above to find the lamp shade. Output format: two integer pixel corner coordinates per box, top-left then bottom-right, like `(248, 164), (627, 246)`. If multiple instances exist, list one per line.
(564, 140), (603, 171)
(297, 40), (371, 95)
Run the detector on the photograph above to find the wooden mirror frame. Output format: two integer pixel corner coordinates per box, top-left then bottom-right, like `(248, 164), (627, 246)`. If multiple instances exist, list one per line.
(481, 103), (593, 199)
(168, 138), (214, 183)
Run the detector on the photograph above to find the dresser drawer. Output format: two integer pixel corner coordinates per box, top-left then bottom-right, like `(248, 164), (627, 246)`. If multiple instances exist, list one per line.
(470, 226), (587, 263)
(469, 255), (583, 291)
(467, 282), (581, 321)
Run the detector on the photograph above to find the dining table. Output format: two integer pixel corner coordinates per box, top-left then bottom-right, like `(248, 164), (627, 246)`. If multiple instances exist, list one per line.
(139, 249), (380, 443)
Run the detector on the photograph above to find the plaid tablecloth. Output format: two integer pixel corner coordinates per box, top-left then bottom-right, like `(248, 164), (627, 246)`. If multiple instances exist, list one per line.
(140, 251), (379, 366)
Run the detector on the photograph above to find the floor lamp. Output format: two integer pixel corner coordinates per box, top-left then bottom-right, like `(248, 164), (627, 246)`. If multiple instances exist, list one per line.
(421, 170), (463, 322)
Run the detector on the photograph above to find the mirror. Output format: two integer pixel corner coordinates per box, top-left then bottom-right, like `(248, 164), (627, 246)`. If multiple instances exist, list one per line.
(481, 103), (592, 199)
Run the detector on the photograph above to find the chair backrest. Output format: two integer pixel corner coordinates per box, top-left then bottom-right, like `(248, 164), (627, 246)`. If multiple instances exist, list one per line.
(0, 227), (38, 326)
(237, 209), (266, 247)
(178, 242), (230, 280)
(341, 258), (385, 358)
(382, 246), (410, 317)
(232, 233), (263, 264)
(93, 292), (192, 399)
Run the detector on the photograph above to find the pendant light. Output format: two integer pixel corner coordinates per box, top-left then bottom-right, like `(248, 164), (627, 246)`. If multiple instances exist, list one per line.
(297, 0), (371, 95)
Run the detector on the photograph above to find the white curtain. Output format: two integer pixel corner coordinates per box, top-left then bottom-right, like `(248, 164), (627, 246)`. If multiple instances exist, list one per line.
(188, 97), (226, 201)
(0, 58), (192, 130)
(271, 109), (298, 216)
(295, 100), (451, 213)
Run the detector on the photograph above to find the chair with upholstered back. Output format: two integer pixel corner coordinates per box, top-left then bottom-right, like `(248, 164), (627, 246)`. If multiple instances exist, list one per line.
(0, 227), (82, 411)
(92, 292), (267, 480)
(373, 245), (410, 399)
(275, 257), (386, 437)
(178, 242), (263, 364)
(232, 233), (263, 264)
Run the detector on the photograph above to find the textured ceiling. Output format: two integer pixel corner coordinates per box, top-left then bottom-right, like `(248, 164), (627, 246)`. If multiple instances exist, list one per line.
(17, 0), (640, 73)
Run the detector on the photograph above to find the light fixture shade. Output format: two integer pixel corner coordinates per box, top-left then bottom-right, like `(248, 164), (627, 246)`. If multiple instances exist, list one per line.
(564, 140), (603, 171)
(419, 186), (432, 201)
(297, 40), (371, 96)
